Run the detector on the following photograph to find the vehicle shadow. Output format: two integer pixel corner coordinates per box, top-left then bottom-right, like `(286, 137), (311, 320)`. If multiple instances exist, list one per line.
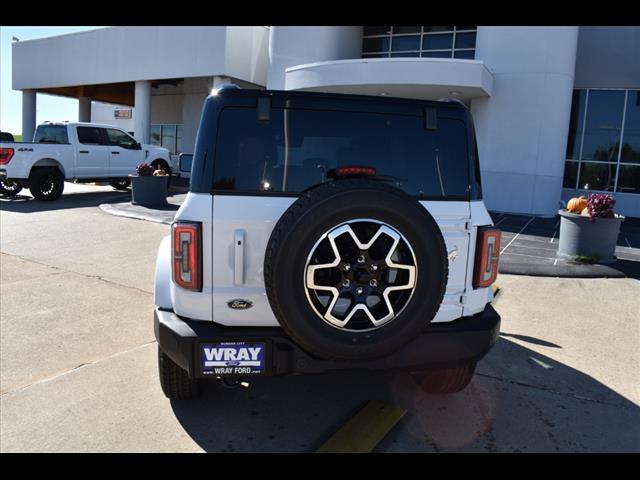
(0, 190), (131, 213)
(498, 332), (562, 349)
(169, 337), (640, 453)
(612, 259), (640, 280)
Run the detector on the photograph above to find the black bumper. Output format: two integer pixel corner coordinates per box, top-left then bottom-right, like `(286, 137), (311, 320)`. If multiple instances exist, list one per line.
(154, 304), (501, 378)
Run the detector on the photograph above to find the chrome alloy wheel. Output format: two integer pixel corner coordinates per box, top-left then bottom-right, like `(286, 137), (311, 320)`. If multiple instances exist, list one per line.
(304, 219), (417, 332)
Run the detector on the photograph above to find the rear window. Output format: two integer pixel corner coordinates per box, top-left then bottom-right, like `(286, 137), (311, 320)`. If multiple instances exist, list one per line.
(33, 125), (69, 144)
(213, 107), (470, 198)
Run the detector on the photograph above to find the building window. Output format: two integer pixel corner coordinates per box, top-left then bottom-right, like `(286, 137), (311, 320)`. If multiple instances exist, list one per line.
(362, 26), (477, 60)
(562, 89), (640, 195)
(150, 124), (183, 155)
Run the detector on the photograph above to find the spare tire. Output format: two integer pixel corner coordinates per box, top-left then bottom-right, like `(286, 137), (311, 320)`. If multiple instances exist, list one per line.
(264, 179), (448, 361)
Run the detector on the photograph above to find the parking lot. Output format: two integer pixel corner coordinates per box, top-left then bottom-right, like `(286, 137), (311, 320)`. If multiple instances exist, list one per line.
(1, 184), (639, 452)
(493, 212), (640, 278)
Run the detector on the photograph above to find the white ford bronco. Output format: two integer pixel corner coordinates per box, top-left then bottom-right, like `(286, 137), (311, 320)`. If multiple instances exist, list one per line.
(0, 122), (173, 200)
(154, 86), (501, 399)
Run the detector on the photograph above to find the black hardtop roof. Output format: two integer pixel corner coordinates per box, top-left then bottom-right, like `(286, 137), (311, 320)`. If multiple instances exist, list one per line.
(209, 87), (468, 112)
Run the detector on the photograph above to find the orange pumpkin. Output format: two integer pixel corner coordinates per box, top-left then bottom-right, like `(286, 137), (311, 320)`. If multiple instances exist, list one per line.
(581, 207), (590, 216)
(567, 196), (587, 213)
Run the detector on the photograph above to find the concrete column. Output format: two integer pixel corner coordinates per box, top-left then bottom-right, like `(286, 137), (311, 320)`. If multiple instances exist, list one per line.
(134, 80), (152, 144)
(22, 90), (37, 142)
(267, 26), (363, 90)
(470, 27), (579, 215)
(78, 97), (91, 123)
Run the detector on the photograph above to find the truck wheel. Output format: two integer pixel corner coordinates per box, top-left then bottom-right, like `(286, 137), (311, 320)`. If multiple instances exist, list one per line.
(264, 179), (448, 361)
(109, 178), (131, 190)
(412, 362), (477, 394)
(29, 168), (64, 201)
(158, 346), (201, 400)
(0, 179), (23, 196)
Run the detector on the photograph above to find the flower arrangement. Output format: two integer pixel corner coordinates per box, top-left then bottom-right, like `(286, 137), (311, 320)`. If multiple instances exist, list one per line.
(135, 163), (155, 176)
(565, 193), (616, 223)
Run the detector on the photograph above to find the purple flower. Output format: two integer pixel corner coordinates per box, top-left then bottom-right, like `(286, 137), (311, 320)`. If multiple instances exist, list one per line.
(586, 194), (615, 222)
(135, 163), (155, 176)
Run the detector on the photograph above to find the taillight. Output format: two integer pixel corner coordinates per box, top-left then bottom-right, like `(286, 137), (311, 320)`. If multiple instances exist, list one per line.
(172, 222), (202, 291)
(473, 227), (501, 289)
(0, 148), (14, 165)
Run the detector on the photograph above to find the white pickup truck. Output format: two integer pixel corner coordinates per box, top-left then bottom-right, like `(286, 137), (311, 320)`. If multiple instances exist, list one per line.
(0, 122), (174, 201)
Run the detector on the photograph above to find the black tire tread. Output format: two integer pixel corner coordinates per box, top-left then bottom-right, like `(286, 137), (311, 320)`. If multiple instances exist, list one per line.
(29, 168), (64, 201)
(0, 180), (23, 196)
(158, 346), (200, 400)
(109, 179), (131, 190)
(414, 362), (476, 394)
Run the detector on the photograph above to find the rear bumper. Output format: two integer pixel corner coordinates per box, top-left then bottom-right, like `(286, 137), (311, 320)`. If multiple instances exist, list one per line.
(154, 304), (501, 378)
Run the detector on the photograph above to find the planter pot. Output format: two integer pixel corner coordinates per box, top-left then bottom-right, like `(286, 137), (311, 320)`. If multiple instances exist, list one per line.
(557, 209), (625, 264)
(130, 175), (168, 207)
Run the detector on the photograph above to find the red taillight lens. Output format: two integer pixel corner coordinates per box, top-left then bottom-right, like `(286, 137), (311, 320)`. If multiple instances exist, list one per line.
(335, 165), (377, 177)
(473, 227), (501, 289)
(172, 222), (202, 291)
(0, 148), (15, 165)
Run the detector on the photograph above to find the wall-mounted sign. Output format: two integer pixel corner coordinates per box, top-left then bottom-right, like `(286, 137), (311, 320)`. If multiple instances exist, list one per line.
(114, 109), (132, 119)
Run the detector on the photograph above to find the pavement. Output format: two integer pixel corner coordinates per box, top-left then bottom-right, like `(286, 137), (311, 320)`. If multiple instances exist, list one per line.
(1, 183), (639, 452)
(493, 212), (640, 279)
(99, 195), (183, 225)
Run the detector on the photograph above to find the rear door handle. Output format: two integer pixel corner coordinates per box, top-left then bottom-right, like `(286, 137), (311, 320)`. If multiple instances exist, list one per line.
(234, 229), (245, 286)
(79, 150), (89, 154)
(111, 151), (120, 155)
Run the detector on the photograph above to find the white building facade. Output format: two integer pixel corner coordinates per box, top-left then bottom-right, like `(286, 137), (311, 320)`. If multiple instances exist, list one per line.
(11, 26), (640, 216)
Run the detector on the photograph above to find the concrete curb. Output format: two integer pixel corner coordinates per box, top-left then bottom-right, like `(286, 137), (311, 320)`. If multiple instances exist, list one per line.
(99, 202), (177, 225)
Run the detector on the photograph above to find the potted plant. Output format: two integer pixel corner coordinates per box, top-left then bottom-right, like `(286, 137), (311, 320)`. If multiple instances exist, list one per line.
(129, 163), (169, 207)
(557, 193), (625, 264)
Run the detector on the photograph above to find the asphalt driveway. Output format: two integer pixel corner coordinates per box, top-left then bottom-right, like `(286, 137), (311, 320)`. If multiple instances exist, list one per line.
(1, 184), (639, 452)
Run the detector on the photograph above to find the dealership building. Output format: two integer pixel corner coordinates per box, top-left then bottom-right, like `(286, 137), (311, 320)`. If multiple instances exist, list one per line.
(10, 26), (640, 216)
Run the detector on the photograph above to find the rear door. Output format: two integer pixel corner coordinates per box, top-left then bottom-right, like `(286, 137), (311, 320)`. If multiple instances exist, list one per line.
(105, 128), (142, 177)
(209, 104), (471, 326)
(75, 126), (109, 178)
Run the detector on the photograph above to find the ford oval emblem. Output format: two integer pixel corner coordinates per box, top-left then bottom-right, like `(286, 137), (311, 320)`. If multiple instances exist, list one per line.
(227, 299), (253, 310)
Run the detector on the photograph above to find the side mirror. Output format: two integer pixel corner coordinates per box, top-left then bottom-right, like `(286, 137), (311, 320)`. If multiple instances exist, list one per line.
(136, 142), (142, 150)
(179, 153), (193, 173)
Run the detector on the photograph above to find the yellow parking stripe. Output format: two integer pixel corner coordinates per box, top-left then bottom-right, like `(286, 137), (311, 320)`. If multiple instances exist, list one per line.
(316, 400), (407, 453)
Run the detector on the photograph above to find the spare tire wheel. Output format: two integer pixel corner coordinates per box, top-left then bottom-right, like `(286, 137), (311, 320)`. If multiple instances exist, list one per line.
(264, 179), (448, 361)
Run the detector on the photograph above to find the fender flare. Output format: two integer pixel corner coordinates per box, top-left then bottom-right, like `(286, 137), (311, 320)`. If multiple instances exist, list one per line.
(29, 158), (66, 179)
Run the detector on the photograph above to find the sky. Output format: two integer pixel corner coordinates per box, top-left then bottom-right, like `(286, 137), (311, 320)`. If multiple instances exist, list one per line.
(0, 26), (106, 136)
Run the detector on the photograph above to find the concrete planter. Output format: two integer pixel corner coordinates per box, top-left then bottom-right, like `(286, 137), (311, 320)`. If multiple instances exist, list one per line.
(557, 209), (625, 264)
(130, 175), (168, 207)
